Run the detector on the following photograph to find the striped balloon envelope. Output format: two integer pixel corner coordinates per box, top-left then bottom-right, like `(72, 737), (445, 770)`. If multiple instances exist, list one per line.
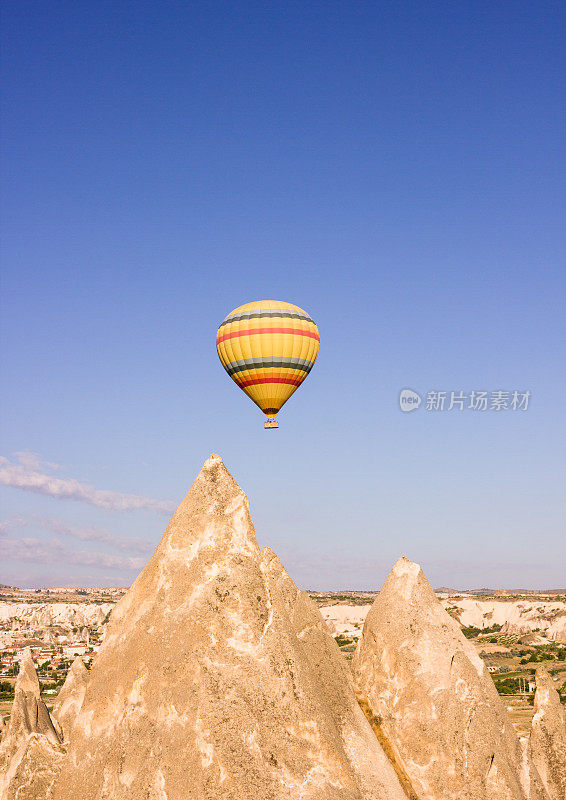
(216, 300), (320, 428)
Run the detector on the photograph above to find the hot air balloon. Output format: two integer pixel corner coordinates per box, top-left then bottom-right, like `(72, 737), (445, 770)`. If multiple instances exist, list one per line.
(216, 300), (320, 428)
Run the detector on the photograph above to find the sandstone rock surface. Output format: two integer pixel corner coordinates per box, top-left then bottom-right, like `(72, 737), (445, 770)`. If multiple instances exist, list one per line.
(52, 455), (408, 800)
(0, 649), (61, 757)
(530, 667), (566, 800)
(0, 648), (63, 800)
(260, 548), (408, 800)
(352, 557), (550, 800)
(51, 656), (89, 741)
(0, 734), (64, 800)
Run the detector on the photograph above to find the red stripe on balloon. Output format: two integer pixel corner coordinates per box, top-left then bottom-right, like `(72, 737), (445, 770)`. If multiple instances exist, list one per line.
(235, 376), (304, 388)
(216, 327), (320, 345)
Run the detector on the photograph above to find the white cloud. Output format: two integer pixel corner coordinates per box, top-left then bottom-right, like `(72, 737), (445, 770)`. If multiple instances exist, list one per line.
(0, 517), (25, 537)
(0, 453), (174, 514)
(0, 535), (145, 571)
(30, 516), (154, 553)
(13, 451), (61, 472)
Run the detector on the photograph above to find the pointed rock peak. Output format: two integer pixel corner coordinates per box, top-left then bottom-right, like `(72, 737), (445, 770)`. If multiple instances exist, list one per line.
(68, 655), (88, 679)
(203, 452), (223, 468)
(174, 453), (249, 519)
(260, 546), (288, 577)
(57, 657), (88, 697)
(260, 544), (278, 561)
(53, 658), (90, 741)
(260, 547), (301, 610)
(382, 555), (438, 605)
(16, 648), (41, 696)
(147, 453), (258, 568)
(390, 555), (422, 583)
(534, 667), (562, 710)
(391, 555), (419, 575)
(352, 557), (545, 800)
(531, 668), (566, 800)
(0, 650), (62, 761)
(197, 452), (237, 487)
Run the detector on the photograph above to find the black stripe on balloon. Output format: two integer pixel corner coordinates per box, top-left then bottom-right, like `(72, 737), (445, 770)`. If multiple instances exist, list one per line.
(262, 408), (279, 414)
(225, 360), (313, 376)
(218, 310), (315, 328)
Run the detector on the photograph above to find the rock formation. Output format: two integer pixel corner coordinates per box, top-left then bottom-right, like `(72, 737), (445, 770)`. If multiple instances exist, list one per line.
(51, 656), (89, 741)
(352, 557), (550, 800)
(0, 602), (114, 630)
(530, 667), (566, 800)
(0, 648), (63, 800)
(0, 734), (64, 800)
(52, 454), (409, 800)
(440, 597), (566, 643)
(1, 649), (61, 755)
(260, 547), (410, 799)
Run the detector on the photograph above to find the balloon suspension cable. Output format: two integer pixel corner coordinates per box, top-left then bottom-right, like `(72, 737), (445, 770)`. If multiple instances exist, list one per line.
(264, 418), (279, 429)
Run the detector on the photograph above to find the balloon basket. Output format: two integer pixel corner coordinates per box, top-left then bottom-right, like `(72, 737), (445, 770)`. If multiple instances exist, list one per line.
(264, 418), (279, 429)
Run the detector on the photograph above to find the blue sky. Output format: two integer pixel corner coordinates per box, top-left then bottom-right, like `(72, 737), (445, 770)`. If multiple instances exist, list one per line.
(1, 1), (565, 589)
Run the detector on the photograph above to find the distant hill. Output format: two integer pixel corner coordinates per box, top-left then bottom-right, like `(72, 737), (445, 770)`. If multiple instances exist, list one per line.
(435, 587), (565, 596)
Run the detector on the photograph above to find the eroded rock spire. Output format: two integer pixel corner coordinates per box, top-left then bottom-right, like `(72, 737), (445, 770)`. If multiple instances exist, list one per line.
(52, 455), (409, 800)
(0, 648), (63, 800)
(1, 648), (61, 753)
(352, 557), (550, 800)
(51, 656), (90, 742)
(530, 667), (566, 800)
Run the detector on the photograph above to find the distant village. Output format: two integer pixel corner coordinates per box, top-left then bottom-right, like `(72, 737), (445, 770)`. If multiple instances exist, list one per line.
(0, 585), (120, 693)
(0, 624), (99, 689)
(0, 634), (96, 673)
